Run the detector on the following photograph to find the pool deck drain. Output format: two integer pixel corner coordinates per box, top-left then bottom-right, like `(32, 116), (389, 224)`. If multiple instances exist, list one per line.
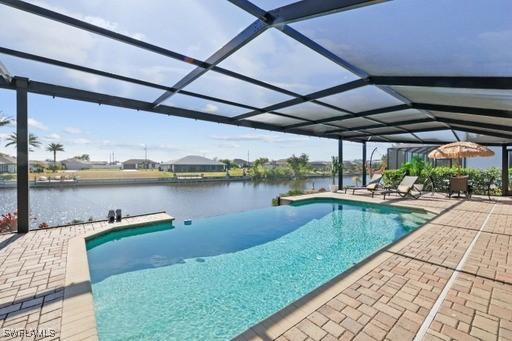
(0, 194), (510, 340)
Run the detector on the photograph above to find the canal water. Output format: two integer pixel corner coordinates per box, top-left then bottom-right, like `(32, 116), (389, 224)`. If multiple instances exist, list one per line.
(0, 176), (363, 228)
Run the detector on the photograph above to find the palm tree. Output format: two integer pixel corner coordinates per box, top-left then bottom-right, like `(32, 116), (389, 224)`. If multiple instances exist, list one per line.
(5, 132), (41, 151)
(0, 115), (11, 127)
(47, 143), (65, 164)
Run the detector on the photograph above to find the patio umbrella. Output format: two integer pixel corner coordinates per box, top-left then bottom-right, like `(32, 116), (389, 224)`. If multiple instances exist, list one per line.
(428, 141), (495, 175)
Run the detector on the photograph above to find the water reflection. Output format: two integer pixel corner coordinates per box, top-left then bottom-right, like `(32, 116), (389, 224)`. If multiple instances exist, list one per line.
(0, 177), (361, 228)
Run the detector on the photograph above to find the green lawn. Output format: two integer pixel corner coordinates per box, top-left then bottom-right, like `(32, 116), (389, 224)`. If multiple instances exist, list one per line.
(27, 168), (245, 180)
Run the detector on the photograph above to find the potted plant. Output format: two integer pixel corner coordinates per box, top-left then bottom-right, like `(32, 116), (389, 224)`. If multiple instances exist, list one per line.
(330, 156), (341, 192)
(0, 212), (17, 233)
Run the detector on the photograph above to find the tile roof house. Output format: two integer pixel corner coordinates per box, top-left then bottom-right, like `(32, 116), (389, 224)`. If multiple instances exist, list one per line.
(232, 158), (252, 167)
(122, 159), (159, 170)
(160, 155), (225, 173)
(0, 154), (16, 174)
(61, 158), (92, 171)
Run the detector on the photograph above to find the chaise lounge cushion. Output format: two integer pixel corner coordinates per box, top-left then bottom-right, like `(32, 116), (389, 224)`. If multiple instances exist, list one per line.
(398, 185), (411, 193)
(367, 183), (378, 190)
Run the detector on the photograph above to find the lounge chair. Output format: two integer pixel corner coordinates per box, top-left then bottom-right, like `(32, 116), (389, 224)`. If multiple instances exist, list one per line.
(382, 176), (420, 199)
(345, 173), (383, 198)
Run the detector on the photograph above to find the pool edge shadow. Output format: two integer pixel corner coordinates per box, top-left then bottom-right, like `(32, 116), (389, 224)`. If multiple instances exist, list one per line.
(61, 213), (174, 341)
(233, 193), (462, 341)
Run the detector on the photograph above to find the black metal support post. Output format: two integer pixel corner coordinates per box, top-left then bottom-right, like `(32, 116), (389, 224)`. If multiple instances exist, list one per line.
(362, 141), (367, 186)
(15, 77), (29, 233)
(502, 145), (510, 196)
(338, 139), (343, 190)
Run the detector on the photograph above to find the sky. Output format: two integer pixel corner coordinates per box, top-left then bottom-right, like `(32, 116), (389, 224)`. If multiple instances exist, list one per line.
(0, 90), (385, 163)
(0, 0), (509, 162)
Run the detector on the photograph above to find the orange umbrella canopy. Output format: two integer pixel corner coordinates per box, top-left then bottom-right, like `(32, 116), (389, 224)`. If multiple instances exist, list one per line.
(428, 142), (495, 159)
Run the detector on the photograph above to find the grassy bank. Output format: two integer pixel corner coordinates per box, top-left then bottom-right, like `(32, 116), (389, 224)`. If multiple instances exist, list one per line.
(24, 168), (245, 180)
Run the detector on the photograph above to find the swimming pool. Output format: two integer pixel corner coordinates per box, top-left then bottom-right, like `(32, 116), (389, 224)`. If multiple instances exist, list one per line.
(87, 199), (433, 340)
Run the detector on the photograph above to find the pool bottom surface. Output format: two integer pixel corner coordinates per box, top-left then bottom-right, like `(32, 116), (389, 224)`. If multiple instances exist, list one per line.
(88, 200), (433, 340)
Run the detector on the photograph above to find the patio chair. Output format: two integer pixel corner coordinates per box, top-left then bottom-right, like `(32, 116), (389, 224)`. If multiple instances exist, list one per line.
(449, 176), (471, 199)
(345, 173), (383, 198)
(484, 176), (497, 201)
(381, 176), (420, 199)
(108, 210), (115, 223)
(115, 209), (122, 222)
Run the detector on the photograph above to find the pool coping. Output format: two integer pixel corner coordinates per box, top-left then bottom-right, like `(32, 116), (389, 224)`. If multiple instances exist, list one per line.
(234, 192), (454, 340)
(61, 213), (174, 340)
(279, 191), (442, 215)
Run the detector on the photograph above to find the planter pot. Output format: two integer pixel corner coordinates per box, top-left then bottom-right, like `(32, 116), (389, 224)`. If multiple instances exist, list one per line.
(330, 184), (338, 192)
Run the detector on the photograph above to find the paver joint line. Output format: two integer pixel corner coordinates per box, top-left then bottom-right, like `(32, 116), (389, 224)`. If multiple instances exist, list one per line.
(413, 203), (497, 341)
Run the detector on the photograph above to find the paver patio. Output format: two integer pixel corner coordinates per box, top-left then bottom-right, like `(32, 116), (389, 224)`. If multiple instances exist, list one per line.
(0, 194), (511, 341)
(237, 193), (512, 341)
(0, 213), (172, 341)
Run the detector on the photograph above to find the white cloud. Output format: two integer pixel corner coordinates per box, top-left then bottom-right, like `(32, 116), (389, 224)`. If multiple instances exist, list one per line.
(204, 103), (219, 113)
(210, 134), (309, 144)
(28, 118), (48, 131)
(42, 133), (61, 142)
(216, 142), (240, 149)
(70, 138), (91, 145)
(64, 127), (82, 134)
(99, 140), (179, 152)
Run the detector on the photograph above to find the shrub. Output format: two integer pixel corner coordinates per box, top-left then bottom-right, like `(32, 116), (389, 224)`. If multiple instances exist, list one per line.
(271, 189), (305, 206)
(286, 189), (304, 196)
(383, 167), (502, 195)
(382, 169), (405, 187)
(271, 197), (280, 206)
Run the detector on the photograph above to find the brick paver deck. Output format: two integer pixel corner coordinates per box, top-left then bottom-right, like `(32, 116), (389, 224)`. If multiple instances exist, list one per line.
(0, 194), (511, 341)
(0, 213), (172, 340)
(237, 195), (512, 341)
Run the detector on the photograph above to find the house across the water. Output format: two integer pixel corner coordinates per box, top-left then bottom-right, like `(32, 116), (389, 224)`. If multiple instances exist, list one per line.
(232, 158), (252, 168)
(160, 155), (226, 173)
(61, 158), (92, 171)
(0, 154), (16, 174)
(122, 159), (159, 170)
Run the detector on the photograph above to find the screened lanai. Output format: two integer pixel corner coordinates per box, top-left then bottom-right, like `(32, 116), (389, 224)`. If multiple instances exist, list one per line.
(0, 0), (511, 232)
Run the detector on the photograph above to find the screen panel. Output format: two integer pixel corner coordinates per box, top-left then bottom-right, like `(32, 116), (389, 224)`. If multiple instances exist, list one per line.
(291, 0), (512, 76)
(183, 70), (294, 108)
(0, 55), (166, 102)
(429, 111), (512, 128)
(361, 126), (403, 135)
(245, 113), (306, 126)
(218, 28), (359, 95)
(275, 101), (349, 121)
(297, 124), (336, 134)
(249, 1), (296, 10)
(369, 109), (430, 123)
(454, 129), (512, 144)
(162, 93), (249, 117)
(453, 125), (512, 139)
(329, 117), (378, 129)
(398, 122), (447, 131)
(392, 86), (512, 111)
(413, 129), (458, 142)
(0, 5), (196, 85)
(379, 133), (419, 142)
(318, 86), (404, 113)
(22, 0), (255, 61)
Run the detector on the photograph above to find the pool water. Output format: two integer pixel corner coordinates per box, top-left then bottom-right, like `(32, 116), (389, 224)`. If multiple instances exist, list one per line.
(87, 199), (433, 340)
